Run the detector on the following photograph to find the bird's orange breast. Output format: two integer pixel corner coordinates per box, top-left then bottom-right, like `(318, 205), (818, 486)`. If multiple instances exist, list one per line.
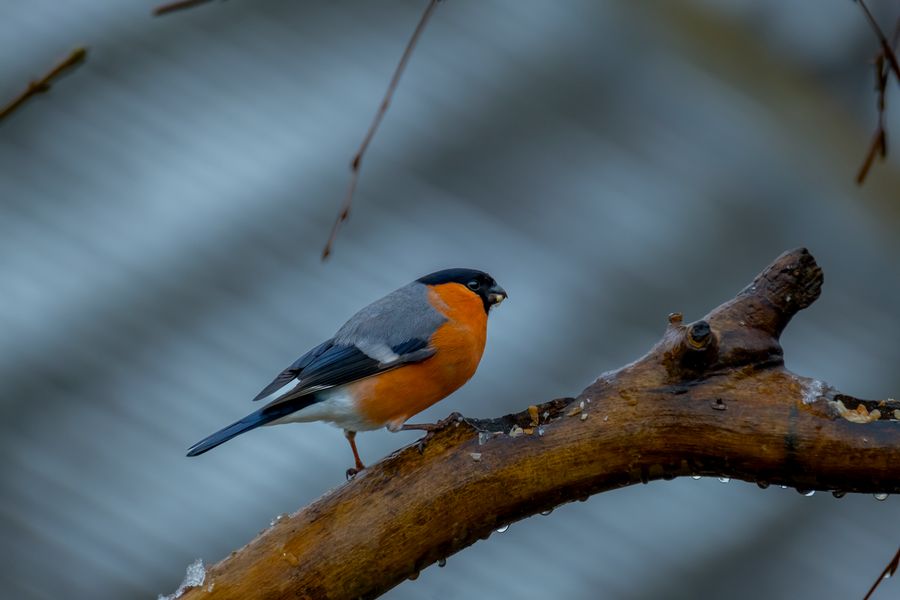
(351, 282), (488, 428)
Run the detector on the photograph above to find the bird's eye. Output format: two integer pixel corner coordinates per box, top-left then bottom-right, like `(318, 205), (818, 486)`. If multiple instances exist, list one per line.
(467, 280), (479, 290)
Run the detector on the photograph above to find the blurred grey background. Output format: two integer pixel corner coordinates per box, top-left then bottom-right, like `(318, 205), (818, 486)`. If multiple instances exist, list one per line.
(2, 0), (899, 598)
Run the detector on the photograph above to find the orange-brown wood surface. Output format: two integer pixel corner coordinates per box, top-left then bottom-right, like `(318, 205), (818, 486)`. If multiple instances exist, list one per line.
(180, 248), (900, 600)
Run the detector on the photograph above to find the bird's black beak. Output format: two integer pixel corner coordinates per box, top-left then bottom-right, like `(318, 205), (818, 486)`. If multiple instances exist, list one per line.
(487, 284), (507, 307)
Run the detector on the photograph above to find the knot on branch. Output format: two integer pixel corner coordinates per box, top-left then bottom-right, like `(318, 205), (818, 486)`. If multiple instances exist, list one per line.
(662, 313), (719, 380)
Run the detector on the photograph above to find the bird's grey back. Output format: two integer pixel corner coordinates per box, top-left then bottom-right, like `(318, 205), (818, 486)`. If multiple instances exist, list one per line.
(333, 281), (446, 347)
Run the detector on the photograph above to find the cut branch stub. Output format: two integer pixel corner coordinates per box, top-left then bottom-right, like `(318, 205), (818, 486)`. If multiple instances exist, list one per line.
(179, 247), (898, 600)
(711, 247), (823, 357)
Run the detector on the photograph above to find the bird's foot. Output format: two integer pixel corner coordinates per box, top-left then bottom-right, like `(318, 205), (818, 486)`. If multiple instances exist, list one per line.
(345, 465), (365, 480)
(401, 411), (471, 432)
(399, 421), (444, 434)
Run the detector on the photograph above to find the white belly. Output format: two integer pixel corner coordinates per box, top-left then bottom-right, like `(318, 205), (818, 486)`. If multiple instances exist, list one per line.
(267, 388), (379, 432)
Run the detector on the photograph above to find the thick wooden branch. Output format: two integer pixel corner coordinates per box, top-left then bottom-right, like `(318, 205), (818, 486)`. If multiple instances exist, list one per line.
(180, 248), (900, 600)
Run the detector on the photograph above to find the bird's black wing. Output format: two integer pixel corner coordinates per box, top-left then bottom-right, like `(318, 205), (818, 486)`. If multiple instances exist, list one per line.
(252, 339), (334, 401)
(261, 337), (435, 409)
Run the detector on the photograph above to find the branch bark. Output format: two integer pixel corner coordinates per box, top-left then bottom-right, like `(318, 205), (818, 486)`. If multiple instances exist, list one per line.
(180, 248), (900, 600)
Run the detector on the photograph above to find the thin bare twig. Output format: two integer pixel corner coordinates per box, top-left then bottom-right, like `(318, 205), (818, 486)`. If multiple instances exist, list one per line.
(856, 53), (891, 184)
(0, 47), (88, 124)
(854, 4), (899, 184)
(322, 0), (442, 260)
(153, 0), (219, 16)
(863, 546), (900, 600)
(856, 1), (900, 80)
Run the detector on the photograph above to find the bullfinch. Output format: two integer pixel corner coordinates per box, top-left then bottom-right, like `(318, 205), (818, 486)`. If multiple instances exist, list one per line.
(187, 268), (507, 473)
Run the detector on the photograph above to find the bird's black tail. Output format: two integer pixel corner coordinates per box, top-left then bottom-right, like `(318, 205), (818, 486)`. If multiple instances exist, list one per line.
(186, 410), (274, 456)
(186, 394), (320, 457)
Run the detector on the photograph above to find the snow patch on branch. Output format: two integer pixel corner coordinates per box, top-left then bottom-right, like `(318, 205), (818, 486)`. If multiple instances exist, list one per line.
(159, 558), (206, 600)
(801, 379), (825, 405)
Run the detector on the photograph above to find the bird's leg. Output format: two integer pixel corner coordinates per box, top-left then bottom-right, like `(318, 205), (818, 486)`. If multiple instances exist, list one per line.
(344, 430), (366, 479)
